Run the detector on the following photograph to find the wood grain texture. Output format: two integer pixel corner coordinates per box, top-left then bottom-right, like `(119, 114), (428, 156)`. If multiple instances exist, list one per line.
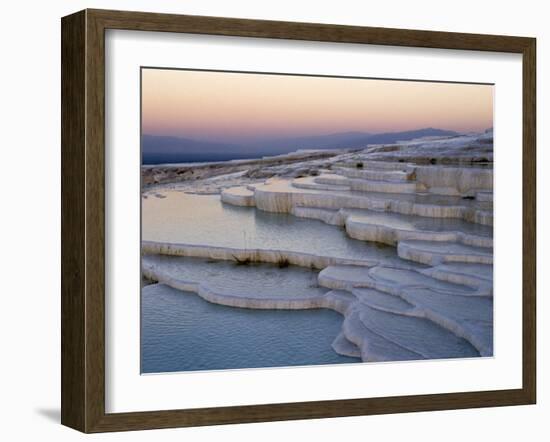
(522, 38), (537, 403)
(89, 8), (533, 52)
(84, 9), (108, 433)
(60, 8), (537, 433)
(61, 10), (86, 432)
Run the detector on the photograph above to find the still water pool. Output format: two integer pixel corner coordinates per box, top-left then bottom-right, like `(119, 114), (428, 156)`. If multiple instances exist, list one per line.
(141, 283), (359, 373)
(142, 191), (395, 261)
(141, 191), (367, 373)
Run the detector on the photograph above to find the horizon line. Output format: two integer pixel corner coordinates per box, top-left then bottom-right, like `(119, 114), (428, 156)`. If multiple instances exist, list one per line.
(141, 126), (493, 142)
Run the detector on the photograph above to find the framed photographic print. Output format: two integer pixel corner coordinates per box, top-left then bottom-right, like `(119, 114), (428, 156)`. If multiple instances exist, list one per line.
(61, 9), (536, 433)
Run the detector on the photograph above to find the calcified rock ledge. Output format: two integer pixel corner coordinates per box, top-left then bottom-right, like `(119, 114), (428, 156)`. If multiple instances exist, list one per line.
(142, 240), (381, 270)
(289, 206), (493, 248)
(142, 132), (493, 364)
(222, 169), (493, 225)
(142, 254), (491, 360)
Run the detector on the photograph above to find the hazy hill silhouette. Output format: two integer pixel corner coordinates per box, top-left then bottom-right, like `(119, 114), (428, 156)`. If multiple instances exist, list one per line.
(142, 128), (459, 164)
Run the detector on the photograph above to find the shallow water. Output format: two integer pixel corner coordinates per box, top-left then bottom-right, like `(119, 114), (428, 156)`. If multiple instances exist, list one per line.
(142, 255), (327, 299)
(141, 284), (360, 373)
(142, 191), (396, 261)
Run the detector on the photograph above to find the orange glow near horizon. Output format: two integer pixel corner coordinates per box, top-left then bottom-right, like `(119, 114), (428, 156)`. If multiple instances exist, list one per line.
(141, 68), (493, 142)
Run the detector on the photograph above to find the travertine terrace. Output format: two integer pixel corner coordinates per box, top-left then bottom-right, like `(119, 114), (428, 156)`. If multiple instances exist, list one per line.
(142, 132), (494, 362)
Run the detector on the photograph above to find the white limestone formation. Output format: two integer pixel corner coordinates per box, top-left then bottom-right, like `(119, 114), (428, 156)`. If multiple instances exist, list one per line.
(397, 240), (493, 266)
(331, 332), (361, 358)
(414, 165), (493, 196)
(220, 186), (256, 206)
(419, 263), (493, 294)
(142, 240), (379, 270)
(343, 211), (492, 248)
(290, 206), (346, 226)
(356, 131), (493, 164)
(245, 179), (492, 226)
(331, 167), (413, 181)
(291, 176), (351, 192)
(142, 255), (487, 360)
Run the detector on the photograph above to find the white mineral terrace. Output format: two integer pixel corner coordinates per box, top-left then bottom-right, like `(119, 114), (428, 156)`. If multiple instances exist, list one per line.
(221, 169), (493, 226)
(143, 150), (494, 363)
(142, 255), (491, 360)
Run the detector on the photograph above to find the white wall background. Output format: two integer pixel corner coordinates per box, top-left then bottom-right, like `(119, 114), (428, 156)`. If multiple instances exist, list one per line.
(0, 0), (546, 440)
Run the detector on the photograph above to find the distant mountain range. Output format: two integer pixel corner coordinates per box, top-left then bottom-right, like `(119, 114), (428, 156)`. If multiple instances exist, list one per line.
(142, 128), (460, 164)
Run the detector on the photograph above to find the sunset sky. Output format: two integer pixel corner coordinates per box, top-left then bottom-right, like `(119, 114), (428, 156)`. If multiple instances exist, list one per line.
(141, 68), (493, 143)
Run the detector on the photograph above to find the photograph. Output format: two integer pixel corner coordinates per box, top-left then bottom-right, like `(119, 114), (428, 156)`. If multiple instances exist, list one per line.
(140, 68), (494, 374)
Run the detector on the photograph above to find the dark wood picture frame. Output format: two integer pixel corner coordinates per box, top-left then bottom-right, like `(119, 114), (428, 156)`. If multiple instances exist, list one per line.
(61, 8), (536, 433)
